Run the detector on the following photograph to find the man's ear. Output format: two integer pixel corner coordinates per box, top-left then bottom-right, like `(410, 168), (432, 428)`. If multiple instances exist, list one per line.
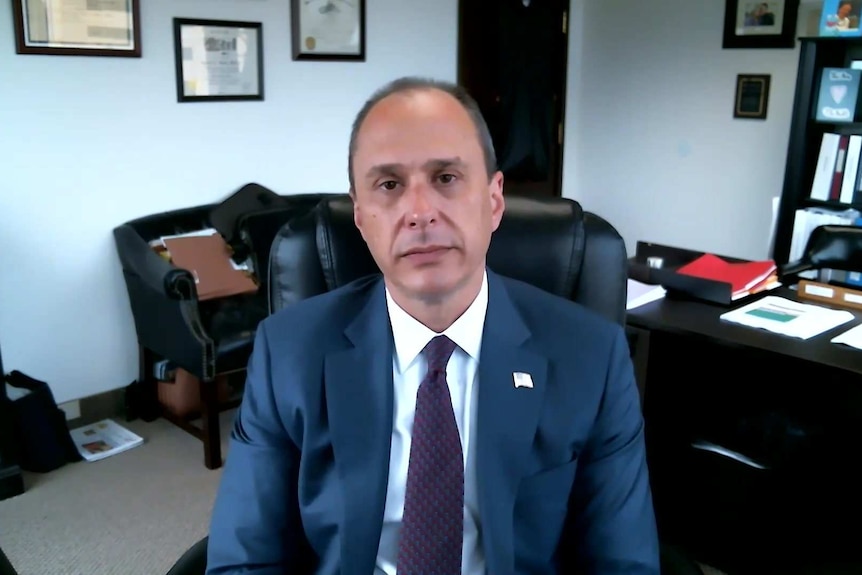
(488, 171), (505, 232)
(350, 187), (364, 235)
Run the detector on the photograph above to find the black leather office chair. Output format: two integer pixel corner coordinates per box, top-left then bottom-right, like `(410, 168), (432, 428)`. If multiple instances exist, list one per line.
(0, 546), (16, 575)
(166, 193), (701, 575)
(165, 536), (208, 575)
(268, 193), (627, 324)
(780, 224), (862, 280)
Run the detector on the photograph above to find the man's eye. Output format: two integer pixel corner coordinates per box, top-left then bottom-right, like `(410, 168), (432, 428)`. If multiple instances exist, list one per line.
(381, 181), (398, 191)
(438, 174), (456, 184)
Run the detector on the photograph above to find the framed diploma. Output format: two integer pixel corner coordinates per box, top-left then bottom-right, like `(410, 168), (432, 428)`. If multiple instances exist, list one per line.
(173, 18), (264, 103)
(12, 0), (141, 57)
(291, 0), (365, 61)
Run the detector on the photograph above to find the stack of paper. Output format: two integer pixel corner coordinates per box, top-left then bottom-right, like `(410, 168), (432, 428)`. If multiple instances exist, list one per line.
(626, 278), (666, 310)
(831, 323), (862, 349)
(720, 296), (855, 339)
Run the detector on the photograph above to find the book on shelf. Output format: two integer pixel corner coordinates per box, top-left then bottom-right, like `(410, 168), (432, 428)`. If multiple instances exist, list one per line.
(814, 68), (861, 123)
(818, 0), (862, 37)
(809, 132), (862, 204)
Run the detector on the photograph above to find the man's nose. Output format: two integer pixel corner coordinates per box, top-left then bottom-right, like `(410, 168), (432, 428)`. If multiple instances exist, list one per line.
(404, 183), (437, 229)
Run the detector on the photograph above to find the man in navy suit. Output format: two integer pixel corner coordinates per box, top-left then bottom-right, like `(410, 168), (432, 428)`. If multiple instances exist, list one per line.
(206, 77), (659, 574)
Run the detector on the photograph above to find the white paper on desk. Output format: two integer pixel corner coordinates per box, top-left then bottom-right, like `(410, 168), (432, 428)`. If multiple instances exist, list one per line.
(719, 295), (855, 339)
(831, 323), (862, 350)
(626, 278), (666, 310)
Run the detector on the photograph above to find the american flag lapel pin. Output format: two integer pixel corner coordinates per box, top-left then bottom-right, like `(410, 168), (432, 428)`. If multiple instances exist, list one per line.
(513, 372), (534, 389)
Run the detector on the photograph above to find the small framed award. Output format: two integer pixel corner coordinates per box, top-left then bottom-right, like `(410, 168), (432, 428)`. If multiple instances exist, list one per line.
(12, 0), (141, 57)
(291, 0), (365, 61)
(173, 18), (264, 103)
(734, 74), (771, 119)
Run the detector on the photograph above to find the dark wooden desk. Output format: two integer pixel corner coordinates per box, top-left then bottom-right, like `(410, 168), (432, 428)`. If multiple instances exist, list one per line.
(628, 287), (862, 381)
(627, 289), (862, 575)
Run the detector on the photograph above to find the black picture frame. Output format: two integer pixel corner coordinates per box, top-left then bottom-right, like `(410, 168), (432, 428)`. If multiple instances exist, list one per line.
(291, 0), (365, 61)
(12, 0), (141, 57)
(734, 74), (771, 119)
(173, 18), (264, 103)
(723, 0), (800, 49)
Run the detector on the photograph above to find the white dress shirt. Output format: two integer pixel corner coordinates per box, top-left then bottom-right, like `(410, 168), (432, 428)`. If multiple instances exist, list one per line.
(374, 272), (488, 575)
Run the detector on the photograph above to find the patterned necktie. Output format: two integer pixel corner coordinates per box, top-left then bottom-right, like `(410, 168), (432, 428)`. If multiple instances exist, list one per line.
(397, 335), (463, 575)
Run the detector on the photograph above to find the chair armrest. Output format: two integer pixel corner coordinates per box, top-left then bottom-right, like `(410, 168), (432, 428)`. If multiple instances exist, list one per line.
(114, 224), (215, 379)
(113, 224), (196, 300)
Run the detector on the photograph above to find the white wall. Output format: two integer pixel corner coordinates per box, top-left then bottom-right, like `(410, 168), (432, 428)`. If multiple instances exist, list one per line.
(1, 0), (825, 403)
(0, 0), (458, 403)
(563, 0), (822, 261)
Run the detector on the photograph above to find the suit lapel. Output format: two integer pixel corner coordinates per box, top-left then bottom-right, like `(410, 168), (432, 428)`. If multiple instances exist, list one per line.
(324, 279), (394, 575)
(477, 272), (548, 575)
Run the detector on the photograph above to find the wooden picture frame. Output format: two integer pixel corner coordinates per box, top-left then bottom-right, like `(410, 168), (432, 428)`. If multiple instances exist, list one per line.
(723, 0), (800, 49)
(734, 74), (771, 119)
(12, 0), (141, 57)
(291, 0), (365, 61)
(173, 18), (264, 103)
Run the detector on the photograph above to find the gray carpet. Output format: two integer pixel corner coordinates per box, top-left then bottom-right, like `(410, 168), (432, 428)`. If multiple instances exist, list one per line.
(1, 410), (729, 575)
(0, 411), (235, 575)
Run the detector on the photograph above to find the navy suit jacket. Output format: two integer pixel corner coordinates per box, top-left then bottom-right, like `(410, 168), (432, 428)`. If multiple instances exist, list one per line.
(207, 270), (659, 574)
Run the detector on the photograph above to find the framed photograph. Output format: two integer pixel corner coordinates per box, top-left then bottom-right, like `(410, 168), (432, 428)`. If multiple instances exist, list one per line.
(291, 0), (365, 61)
(723, 0), (800, 48)
(734, 74), (771, 119)
(818, 0), (862, 37)
(12, 0), (141, 57)
(173, 18), (264, 103)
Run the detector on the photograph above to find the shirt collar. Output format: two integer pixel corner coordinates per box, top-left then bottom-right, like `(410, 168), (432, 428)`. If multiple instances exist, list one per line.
(386, 270), (488, 374)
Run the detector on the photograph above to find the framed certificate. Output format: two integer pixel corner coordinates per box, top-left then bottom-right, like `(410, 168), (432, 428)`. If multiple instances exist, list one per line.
(291, 0), (365, 61)
(12, 0), (141, 57)
(734, 74), (771, 119)
(173, 18), (264, 103)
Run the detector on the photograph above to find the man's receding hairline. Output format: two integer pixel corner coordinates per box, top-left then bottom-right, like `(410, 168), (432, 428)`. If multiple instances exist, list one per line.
(348, 77), (498, 190)
(354, 85), (472, 140)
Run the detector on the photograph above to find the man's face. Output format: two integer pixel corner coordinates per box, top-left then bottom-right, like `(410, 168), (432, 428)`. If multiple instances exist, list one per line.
(839, 3), (852, 17)
(350, 88), (504, 306)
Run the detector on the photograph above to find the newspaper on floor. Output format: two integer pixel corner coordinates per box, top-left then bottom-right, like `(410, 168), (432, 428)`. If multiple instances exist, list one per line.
(719, 295), (855, 339)
(69, 418), (144, 462)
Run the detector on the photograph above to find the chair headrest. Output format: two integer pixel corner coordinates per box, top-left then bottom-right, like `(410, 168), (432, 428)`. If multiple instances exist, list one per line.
(314, 194), (585, 299)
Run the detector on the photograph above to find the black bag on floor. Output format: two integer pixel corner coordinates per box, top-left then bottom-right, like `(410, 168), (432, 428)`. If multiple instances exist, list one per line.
(2, 370), (82, 472)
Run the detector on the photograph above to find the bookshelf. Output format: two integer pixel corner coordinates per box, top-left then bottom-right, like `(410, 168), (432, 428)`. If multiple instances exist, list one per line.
(773, 36), (862, 265)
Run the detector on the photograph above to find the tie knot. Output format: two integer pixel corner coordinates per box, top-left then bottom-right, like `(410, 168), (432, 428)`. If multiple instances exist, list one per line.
(423, 335), (457, 373)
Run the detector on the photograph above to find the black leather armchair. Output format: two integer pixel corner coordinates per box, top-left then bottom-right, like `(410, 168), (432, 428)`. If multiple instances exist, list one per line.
(113, 193), (332, 469)
(0, 338), (25, 502)
(268, 193), (628, 325)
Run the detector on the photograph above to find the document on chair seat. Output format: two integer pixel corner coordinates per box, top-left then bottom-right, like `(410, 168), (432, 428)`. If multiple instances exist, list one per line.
(626, 278), (666, 310)
(720, 295), (855, 339)
(831, 323), (862, 350)
(163, 233), (258, 300)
